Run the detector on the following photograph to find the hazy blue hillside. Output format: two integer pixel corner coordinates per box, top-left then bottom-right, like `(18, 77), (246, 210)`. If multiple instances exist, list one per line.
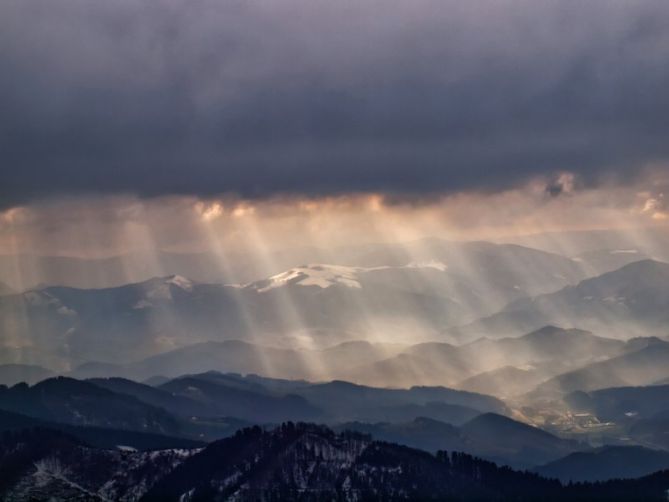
(535, 446), (669, 482)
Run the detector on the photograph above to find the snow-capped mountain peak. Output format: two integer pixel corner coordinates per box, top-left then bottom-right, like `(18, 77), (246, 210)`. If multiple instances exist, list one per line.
(254, 264), (363, 292)
(249, 261), (450, 293)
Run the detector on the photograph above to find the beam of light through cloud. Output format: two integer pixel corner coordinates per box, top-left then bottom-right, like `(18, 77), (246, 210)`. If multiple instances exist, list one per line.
(0, 173), (666, 371)
(6, 0), (669, 458)
(1, 173), (667, 265)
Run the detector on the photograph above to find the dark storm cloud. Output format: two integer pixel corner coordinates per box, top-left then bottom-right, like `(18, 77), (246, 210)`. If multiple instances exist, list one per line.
(1, 0), (668, 207)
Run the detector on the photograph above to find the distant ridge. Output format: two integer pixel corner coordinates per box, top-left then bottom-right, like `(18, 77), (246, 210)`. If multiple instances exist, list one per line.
(457, 259), (669, 339)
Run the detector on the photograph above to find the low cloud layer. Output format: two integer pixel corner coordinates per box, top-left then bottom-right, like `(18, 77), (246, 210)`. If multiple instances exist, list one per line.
(1, 175), (666, 260)
(1, 0), (668, 207)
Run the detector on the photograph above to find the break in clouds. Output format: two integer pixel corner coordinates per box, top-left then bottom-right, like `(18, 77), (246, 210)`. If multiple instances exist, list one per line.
(1, 176), (667, 260)
(1, 0), (669, 208)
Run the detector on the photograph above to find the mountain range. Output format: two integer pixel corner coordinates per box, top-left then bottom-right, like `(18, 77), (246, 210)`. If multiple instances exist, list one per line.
(0, 372), (507, 440)
(1, 237), (669, 499)
(340, 413), (585, 469)
(2, 367), (669, 496)
(2, 324), (666, 404)
(3, 423), (669, 501)
(0, 256), (586, 368)
(0, 239), (587, 290)
(531, 338), (669, 398)
(459, 260), (669, 339)
(1, 249), (668, 380)
(2, 241), (669, 377)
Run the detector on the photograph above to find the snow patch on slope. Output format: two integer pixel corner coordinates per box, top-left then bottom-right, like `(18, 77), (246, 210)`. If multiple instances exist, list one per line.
(406, 260), (448, 272)
(166, 275), (194, 291)
(143, 275), (196, 302)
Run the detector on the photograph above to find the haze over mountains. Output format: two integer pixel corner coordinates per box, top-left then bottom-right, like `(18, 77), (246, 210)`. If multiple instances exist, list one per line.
(462, 259), (669, 339)
(3, 235), (669, 499)
(0, 240), (591, 364)
(0, 238), (586, 291)
(4, 0), (669, 496)
(2, 237), (669, 371)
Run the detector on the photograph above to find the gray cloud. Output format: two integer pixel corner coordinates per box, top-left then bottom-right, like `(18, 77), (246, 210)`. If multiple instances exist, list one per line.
(1, 0), (668, 207)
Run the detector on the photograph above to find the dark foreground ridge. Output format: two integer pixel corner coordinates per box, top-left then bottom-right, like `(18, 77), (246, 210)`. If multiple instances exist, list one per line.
(2, 423), (669, 501)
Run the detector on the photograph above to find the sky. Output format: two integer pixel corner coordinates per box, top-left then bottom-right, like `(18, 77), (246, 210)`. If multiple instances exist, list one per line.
(1, 0), (668, 256)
